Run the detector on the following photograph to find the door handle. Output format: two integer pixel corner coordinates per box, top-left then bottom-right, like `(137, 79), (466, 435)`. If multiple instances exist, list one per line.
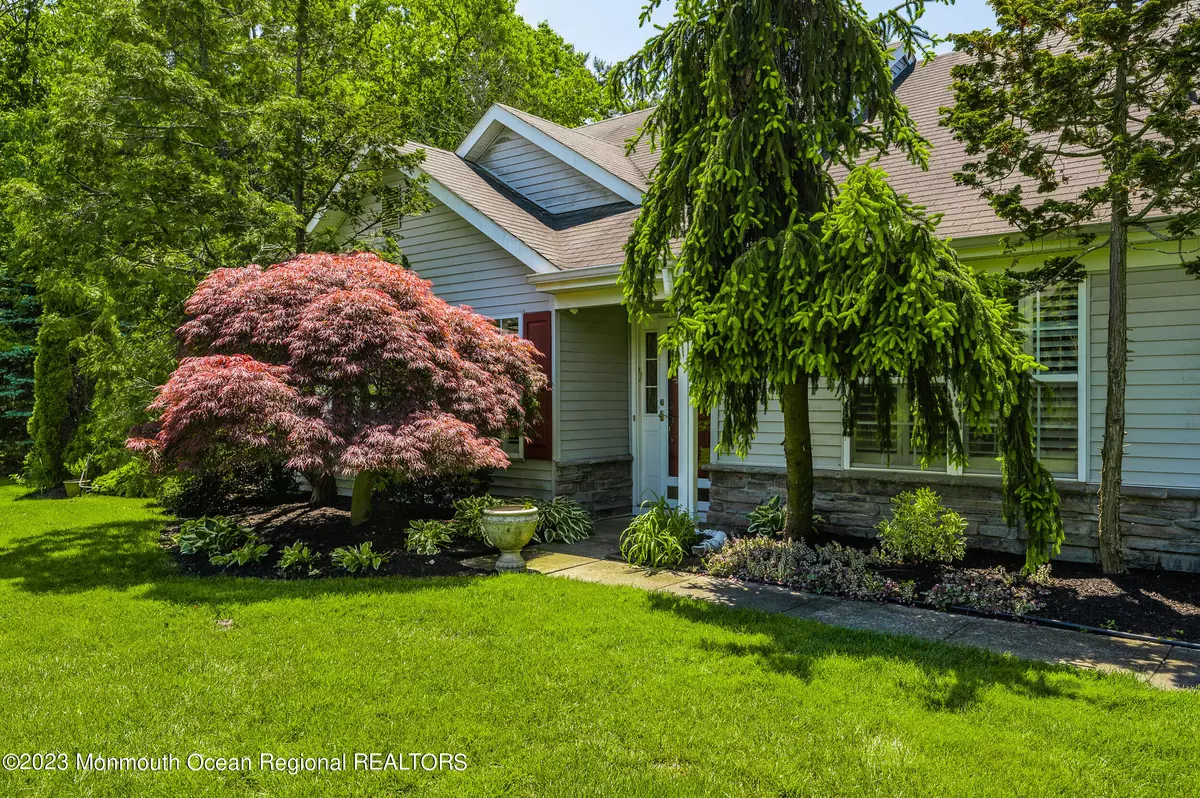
(658, 411), (666, 422)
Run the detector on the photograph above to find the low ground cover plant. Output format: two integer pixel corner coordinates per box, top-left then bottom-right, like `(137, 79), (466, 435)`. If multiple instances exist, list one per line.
(877, 487), (968, 564)
(278, 542), (321, 575)
(406, 519), (454, 555)
(707, 537), (917, 602)
(331, 542), (388, 573)
(175, 516), (271, 569)
(210, 539), (272, 568)
(708, 535), (1050, 616)
(621, 495), (699, 568)
(925, 566), (1051, 616)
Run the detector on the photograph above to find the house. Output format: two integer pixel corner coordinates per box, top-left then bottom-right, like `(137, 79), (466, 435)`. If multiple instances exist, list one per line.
(313, 51), (1200, 573)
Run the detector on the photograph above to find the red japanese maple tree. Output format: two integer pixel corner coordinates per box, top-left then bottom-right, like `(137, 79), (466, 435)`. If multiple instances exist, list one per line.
(130, 252), (546, 524)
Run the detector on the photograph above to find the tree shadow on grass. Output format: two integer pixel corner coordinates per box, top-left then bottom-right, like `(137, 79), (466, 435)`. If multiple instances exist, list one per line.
(0, 517), (483, 606)
(643, 590), (1120, 712)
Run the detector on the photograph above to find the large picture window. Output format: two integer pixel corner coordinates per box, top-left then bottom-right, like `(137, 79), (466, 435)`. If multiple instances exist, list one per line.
(850, 282), (1084, 479)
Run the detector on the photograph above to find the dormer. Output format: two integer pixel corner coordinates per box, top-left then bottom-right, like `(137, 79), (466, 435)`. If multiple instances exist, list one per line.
(457, 105), (646, 216)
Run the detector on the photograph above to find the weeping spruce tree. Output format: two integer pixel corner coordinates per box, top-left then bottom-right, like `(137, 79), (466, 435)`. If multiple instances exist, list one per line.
(610, 0), (1066, 569)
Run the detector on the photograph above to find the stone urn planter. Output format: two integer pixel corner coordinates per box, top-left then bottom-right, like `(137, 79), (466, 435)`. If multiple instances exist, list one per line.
(481, 505), (539, 573)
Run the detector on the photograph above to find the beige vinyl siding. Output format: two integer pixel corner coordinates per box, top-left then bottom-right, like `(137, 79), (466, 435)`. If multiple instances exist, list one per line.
(476, 131), (624, 214)
(712, 390), (845, 470)
(557, 306), (630, 460)
(1089, 266), (1200, 489)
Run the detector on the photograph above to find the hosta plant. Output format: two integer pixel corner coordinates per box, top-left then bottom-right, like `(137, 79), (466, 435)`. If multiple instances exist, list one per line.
(451, 494), (505, 540)
(176, 516), (254, 556)
(209, 538), (272, 568)
(620, 495), (699, 568)
(278, 542), (321, 575)
(331, 542), (388, 573)
(747, 495), (786, 537)
(406, 520), (454, 555)
(533, 497), (592, 544)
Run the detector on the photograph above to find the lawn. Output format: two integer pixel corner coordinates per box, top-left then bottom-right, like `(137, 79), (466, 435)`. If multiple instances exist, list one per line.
(1, 484), (1198, 797)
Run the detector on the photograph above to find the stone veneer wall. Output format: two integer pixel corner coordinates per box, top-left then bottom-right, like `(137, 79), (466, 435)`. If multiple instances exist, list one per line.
(706, 463), (1200, 573)
(554, 456), (633, 519)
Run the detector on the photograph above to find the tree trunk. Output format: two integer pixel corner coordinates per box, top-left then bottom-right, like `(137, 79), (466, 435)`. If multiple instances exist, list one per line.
(779, 379), (814, 541)
(293, 0), (308, 254)
(309, 472), (338, 506)
(1097, 13), (1131, 575)
(350, 470), (374, 526)
(1098, 208), (1129, 573)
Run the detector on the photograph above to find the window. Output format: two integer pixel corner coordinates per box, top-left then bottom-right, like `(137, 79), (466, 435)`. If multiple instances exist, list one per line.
(644, 332), (659, 415)
(379, 185), (403, 235)
(851, 282), (1084, 479)
(849, 384), (923, 469)
(491, 317), (523, 458)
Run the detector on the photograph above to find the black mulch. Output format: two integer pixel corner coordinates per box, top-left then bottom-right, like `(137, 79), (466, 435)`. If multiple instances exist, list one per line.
(805, 530), (1200, 643)
(162, 498), (493, 581)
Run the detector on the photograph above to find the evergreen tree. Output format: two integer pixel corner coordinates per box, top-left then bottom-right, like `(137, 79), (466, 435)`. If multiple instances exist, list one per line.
(0, 271), (36, 470)
(611, 0), (1065, 568)
(942, 0), (1200, 573)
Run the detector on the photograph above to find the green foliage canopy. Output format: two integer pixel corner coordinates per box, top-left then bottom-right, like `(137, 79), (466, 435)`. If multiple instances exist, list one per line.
(610, 0), (1065, 567)
(0, 0), (609, 484)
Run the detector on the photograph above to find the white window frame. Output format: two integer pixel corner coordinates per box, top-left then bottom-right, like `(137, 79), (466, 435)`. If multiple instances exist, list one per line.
(843, 278), (1088, 482)
(491, 316), (524, 461)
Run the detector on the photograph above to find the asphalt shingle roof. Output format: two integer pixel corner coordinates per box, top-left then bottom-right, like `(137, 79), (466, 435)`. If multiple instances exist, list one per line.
(407, 50), (1116, 270)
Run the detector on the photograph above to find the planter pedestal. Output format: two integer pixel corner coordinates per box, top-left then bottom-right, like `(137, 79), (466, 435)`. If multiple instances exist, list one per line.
(481, 506), (539, 573)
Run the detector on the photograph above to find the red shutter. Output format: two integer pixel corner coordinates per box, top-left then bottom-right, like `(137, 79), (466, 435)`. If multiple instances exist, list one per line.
(522, 311), (553, 460)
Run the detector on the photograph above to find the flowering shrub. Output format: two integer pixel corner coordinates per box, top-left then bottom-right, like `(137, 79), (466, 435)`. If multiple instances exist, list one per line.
(924, 566), (1051, 616)
(706, 537), (916, 602)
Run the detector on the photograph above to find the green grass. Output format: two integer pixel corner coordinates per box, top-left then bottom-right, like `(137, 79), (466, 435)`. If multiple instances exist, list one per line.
(0, 483), (1197, 797)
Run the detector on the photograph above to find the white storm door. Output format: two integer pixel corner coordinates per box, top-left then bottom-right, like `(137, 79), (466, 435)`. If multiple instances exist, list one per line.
(636, 322), (669, 507)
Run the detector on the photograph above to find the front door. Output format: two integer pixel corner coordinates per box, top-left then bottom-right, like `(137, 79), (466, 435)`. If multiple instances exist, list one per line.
(635, 321), (669, 506)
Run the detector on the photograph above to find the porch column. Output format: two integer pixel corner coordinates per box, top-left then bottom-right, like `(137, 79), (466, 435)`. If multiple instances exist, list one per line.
(676, 343), (699, 514)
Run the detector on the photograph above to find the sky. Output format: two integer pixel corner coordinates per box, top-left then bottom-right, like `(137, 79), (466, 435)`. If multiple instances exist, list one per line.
(514, 0), (1000, 65)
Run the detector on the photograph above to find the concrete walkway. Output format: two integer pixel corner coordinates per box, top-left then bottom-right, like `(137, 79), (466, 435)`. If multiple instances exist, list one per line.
(463, 517), (1200, 690)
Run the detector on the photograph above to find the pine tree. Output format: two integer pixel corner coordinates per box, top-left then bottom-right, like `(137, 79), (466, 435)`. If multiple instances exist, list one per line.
(611, 0), (1066, 568)
(942, 0), (1200, 573)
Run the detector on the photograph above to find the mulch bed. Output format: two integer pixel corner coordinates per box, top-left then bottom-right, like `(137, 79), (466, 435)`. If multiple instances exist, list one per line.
(162, 498), (492, 580)
(808, 530), (1200, 643)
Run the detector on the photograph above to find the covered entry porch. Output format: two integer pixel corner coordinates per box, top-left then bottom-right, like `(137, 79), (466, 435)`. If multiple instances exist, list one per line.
(532, 265), (708, 519)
